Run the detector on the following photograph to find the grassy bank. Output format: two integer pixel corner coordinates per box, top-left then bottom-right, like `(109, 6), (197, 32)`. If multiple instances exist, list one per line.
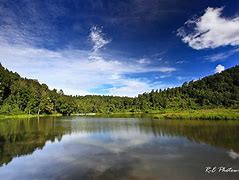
(82, 108), (239, 120)
(151, 108), (239, 120)
(0, 108), (238, 120)
(0, 113), (62, 120)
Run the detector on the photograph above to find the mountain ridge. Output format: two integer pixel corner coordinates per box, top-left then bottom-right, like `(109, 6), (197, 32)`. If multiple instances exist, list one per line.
(0, 63), (238, 115)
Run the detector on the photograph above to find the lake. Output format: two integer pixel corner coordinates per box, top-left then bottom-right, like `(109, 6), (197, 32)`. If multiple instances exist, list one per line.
(0, 116), (239, 180)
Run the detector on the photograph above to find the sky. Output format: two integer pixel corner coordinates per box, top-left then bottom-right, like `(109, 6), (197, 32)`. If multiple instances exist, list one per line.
(0, 0), (238, 97)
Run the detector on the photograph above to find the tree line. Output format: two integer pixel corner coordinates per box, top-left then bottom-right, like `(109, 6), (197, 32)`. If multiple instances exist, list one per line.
(0, 63), (238, 115)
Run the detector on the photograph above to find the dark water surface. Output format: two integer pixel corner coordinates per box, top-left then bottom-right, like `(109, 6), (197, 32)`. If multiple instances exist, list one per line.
(0, 116), (239, 180)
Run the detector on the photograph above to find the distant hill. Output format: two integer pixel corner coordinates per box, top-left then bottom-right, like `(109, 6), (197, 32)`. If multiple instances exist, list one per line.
(0, 63), (238, 115)
(136, 65), (239, 111)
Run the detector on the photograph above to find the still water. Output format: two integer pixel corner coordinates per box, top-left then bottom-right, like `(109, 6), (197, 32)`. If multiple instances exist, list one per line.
(0, 116), (239, 180)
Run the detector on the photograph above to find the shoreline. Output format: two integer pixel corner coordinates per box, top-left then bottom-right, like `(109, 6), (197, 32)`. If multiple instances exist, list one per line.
(0, 113), (62, 120)
(151, 108), (239, 120)
(0, 108), (238, 120)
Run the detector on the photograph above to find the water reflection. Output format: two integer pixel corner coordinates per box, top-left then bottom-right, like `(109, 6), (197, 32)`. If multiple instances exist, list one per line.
(0, 117), (239, 179)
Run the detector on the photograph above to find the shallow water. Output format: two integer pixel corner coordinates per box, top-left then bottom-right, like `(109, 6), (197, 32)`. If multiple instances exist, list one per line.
(0, 116), (239, 180)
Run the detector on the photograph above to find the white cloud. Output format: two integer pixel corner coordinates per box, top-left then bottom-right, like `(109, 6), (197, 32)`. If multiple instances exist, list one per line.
(158, 74), (171, 79)
(0, 31), (176, 97)
(136, 58), (151, 64)
(177, 7), (239, 49)
(214, 64), (225, 73)
(0, 1), (63, 47)
(108, 79), (174, 97)
(0, 10), (177, 97)
(89, 26), (111, 54)
(205, 48), (239, 61)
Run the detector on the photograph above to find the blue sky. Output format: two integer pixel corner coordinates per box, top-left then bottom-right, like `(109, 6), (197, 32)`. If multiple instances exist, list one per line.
(0, 0), (238, 96)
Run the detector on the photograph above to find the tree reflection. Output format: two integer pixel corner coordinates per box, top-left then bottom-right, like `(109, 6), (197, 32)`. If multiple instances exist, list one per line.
(0, 117), (67, 166)
(0, 117), (239, 166)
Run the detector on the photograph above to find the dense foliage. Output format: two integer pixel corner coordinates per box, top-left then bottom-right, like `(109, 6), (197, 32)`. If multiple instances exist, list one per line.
(136, 65), (239, 111)
(0, 63), (238, 115)
(0, 64), (77, 115)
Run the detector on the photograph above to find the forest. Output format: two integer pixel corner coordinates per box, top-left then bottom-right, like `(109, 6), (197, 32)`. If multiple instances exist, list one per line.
(0, 63), (238, 116)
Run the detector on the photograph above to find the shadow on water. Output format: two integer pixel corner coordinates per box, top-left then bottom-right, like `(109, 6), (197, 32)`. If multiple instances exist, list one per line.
(0, 116), (239, 167)
(0, 117), (68, 166)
